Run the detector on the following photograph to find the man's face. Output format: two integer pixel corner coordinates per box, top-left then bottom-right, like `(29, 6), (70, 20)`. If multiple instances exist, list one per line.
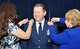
(33, 6), (46, 22)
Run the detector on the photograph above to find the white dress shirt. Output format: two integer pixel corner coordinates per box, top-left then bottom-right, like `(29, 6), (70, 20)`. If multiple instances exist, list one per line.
(36, 19), (45, 34)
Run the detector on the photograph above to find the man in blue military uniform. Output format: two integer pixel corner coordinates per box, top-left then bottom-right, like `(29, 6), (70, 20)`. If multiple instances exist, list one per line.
(21, 3), (59, 49)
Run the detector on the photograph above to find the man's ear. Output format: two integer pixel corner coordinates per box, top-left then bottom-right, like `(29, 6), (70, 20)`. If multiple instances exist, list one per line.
(44, 11), (47, 16)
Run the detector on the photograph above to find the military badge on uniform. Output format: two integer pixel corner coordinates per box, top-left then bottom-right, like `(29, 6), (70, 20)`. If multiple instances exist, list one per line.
(47, 29), (50, 36)
(47, 29), (51, 42)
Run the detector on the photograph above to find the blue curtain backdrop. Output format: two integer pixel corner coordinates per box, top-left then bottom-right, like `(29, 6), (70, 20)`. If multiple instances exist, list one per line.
(0, 0), (80, 19)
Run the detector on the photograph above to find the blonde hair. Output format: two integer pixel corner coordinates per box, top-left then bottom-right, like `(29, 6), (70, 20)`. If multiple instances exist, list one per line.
(65, 9), (80, 26)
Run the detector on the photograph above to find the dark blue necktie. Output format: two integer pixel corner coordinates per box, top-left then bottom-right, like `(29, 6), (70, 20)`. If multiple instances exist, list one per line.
(39, 23), (42, 35)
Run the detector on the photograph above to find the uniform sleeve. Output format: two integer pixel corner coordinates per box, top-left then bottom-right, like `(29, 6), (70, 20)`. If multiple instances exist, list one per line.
(7, 22), (19, 34)
(49, 25), (69, 44)
(21, 23), (28, 49)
